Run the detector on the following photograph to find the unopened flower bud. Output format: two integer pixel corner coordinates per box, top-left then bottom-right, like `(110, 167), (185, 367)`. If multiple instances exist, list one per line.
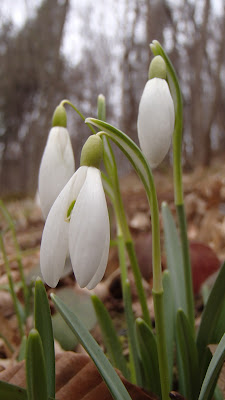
(80, 135), (103, 169)
(148, 55), (167, 80)
(52, 105), (67, 128)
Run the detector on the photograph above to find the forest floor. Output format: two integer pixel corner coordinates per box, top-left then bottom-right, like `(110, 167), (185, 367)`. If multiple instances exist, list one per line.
(0, 157), (225, 398)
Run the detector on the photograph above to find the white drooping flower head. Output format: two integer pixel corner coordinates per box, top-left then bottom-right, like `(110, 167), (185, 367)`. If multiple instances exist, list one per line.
(137, 55), (175, 168)
(40, 134), (110, 290)
(38, 105), (75, 219)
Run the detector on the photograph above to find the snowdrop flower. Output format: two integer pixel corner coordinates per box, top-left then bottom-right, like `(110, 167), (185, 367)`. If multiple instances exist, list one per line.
(137, 55), (175, 168)
(38, 105), (75, 219)
(40, 134), (110, 290)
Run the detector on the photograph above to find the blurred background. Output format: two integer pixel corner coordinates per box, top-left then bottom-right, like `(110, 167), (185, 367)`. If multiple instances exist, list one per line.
(0, 0), (224, 197)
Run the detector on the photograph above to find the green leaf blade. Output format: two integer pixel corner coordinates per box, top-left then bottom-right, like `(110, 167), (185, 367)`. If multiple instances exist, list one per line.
(51, 293), (132, 400)
(162, 202), (187, 313)
(197, 261), (225, 381)
(34, 278), (55, 398)
(26, 329), (48, 400)
(0, 381), (27, 400)
(136, 318), (161, 397)
(162, 270), (175, 387)
(176, 309), (200, 400)
(91, 294), (129, 379)
(198, 333), (225, 400)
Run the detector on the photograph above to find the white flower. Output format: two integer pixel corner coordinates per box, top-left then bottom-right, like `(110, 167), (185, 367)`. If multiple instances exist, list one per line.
(40, 166), (110, 289)
(137, 77), (175, 168)
(38, 127), (75, 219)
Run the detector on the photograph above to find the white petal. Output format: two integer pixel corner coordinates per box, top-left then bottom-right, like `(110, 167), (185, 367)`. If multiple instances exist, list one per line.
(69, 167), (110, 288)
(40, 166), (88, 287)
(137, 78), (175, 168)
(86, 232), (110, 289)
(38, 127), (75, 219)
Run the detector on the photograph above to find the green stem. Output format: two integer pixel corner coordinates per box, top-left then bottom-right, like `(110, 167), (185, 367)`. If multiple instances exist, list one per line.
(86, 118), (170, 399)
(109, 159), (151, 327)
(153, 291), (170, 400)
(60, 99), (96, 134)
(0, 234), (24, 338)
(147, 180), (170, 400)
(0, 200), (29, 317)
(176, 205), (195, 336)
(97, 97), (151, 328)
(126, 241), (152, 327)
(117, 235), (142, 386)
(151, 40), (195, 333)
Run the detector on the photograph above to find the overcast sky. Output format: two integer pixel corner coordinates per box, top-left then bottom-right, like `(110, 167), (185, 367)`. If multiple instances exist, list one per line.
(1, 0), (224, 64)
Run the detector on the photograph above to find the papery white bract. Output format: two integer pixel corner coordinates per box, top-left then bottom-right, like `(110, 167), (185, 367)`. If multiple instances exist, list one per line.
(38, 126), (75, 219)
(40, 166), (110, 289)
(137, 77), (175, 168)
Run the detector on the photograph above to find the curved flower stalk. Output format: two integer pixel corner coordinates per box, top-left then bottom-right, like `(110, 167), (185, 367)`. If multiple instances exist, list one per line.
(40, 135), (110, 290)
(38, 105), (75, 219)
(137, 56), (175, 169)
(150, 40), (195, 335)
(85, 118), (170, 400)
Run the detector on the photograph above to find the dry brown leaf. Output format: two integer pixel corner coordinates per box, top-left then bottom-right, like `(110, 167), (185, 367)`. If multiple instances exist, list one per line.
(0, 351), (158, 400)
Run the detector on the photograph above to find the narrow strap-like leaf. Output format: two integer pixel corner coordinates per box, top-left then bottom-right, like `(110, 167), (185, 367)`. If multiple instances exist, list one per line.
(198, 333), (225, 400)
(161, 203), (186, 313)
(17, 335), (27, 361)
(123, 280), (143, 387)
(136, 318), (161, 397)
(197, 261), (225, 381)
(91, 294), (129, 379)
(85, 118), (151, 196)
(0, 381), (56, 400)
(162, 270), (175, 387)
(26, 329), (48, 400)
(0, 381), (27, 400)
(51, 293), (132, 400)
(34, 278), (55, 398)
(176, 309), (200, 400)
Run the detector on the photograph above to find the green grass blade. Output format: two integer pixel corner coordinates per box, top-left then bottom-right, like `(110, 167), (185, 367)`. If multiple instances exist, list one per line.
(196, 261), (225, 381)
(198, 333), (225, 400)
(51, 293), (132, 400)
(34, 278), (55, 398)
(26, 329), (48, 400)
(135, 318), (161, 397)
(0, 381), (27, 400)
(91, 294), (129, 379)
(176, 309), (200, 400)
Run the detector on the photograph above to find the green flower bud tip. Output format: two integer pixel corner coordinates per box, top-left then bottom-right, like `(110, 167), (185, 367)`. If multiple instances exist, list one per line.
(80, 135), (103, 169)
(148, 55), (167, 80)
(52, 105), (67, 127)
(98, 94), (106, 121)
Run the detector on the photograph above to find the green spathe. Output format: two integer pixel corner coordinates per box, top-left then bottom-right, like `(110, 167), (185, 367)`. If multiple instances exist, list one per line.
(80, 135), (103, 168)
(148, 55), (167, 80)
(52, 105), (67, 127)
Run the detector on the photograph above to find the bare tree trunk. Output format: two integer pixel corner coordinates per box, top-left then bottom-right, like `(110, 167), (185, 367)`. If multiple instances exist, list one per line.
(191, 0), (210, 166)
(25, 0), (70, 195)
